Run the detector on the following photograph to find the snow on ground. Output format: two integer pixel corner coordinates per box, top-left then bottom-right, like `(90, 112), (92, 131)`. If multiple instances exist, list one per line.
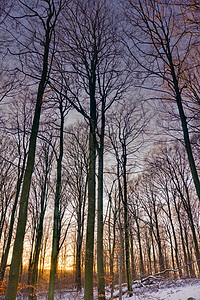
(119, 278), (200, 300)
(55, 278), (200, 300)
(1, 277), (199, 299)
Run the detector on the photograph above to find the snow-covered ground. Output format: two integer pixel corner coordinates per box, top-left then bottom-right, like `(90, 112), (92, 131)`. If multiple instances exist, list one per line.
(53, 278), (200, 300)
(1, 278), (199, 299)
(118, 278), (200, 300)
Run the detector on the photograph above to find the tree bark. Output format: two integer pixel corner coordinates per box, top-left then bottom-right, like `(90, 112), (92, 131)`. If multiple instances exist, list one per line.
(152, 193), (164, 272)
(122, 143), (132, 296)
(135, 218), (144, 276)
(97, 100), (105, 300)
(48, 107), (64, 300)
(0, 154), (26, 281)
(167, 48), (200, 203)
(84, 122), (96, 300)
(5, 3), (59, 298)
(173, 195), (190, 276)
(29, 165), (48, 299)
(84, 43), (97, 299)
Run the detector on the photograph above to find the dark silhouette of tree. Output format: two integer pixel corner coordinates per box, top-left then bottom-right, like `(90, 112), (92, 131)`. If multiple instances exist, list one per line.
(124, 0), (200, 202)
(4, 1), (64, 298)
(51, 1), (129, 298)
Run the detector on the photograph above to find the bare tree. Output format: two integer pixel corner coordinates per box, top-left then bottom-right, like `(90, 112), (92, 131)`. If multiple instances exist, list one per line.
(64, 122), (89, 292)
(48, 92), (71, 300)
(124, 0), (200, 202)
(28, 137), (54, 299)
(4, 1), (64, 298)
(108, 99), (147, 296)
(51, 1), (129, 298)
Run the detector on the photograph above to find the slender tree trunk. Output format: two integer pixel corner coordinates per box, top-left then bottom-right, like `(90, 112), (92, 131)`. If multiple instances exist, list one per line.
(167, 51), (200, 202)
(187, 209), (200, 272)
(110, 226), (116, 299)
(27, 223), (36, 285)
(76, 218), (82, 292)
(0, 155), (26, 281)
(167, 227), (176, 276)
(130, 228), (136, 280)
(5, 8), (56, 297)
(29, 211), (45, 299)
(108, 191), (117, 299)
(144, 230), (151, 275)
(97, 101), (105, 300)
(108, 200), (112, 293)
(76, 239), (82, 291)
(84, 50), (97, 298)
(121, 230), (126, 283)
(84, 121), (96, 300)
(149, 223), (157, 274)
(40, 226), (49, 276)
(76, 175), (87, 291)
(48, 108), (64, 300)
(183, 187), (200, 273)
(184, 224), (195, 277)
(165, 188), (182, 277)
(5, 76), (43, 300)
(122, 144), (132, 296)
(29, 149), (50, 298)
(29, 178), (47, 300)
(119, 227), (123, 300)
(117, 158), (123, 300)
(136, 219), (144, 276)
(152, 196), (164, 272)
(173, 196), (190, 275)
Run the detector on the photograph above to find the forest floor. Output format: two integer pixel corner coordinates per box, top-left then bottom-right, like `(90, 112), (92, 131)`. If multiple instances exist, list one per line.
(0, 277), (200, 299)
(37, 277), (200, 299)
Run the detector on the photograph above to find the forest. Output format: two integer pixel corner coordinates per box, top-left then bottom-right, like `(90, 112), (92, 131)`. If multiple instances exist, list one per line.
(0, 0), (199, 299)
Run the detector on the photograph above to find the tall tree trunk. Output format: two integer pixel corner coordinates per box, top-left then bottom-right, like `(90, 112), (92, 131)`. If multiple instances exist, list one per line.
(108, 191), (117, 300)
(135, 219), (144, 276)
(165, 187), (182, 277)
(5, 6), (57, 297)
(84, 120), (96, 300)
(119, 227), (123, 300)
(27, 222), (36, 285)
(149, 221), (157, 274)
(76, 237), (82, 292)
(84, 46), (97, 298)
(75, 175), (87, 292)
(144, 230), (151, 275)
(117, 157), (123, 300)
(184, 224), (195, 277)
(167, 50), (200, 202)
(122, 144), (132, 296)
(5, 64), (45, 300)
(173, 195), (190, 275)
(29, 209), (45, 299)
(184, 187), (200, 273)
(108, 200), (112, 295)
(29, 171), (48, 299)
(152, 195), (164, 272)
(48, 107), (64, 300)
(167, 227), (176, 275)
(76, 204), (82, 292)
(130, 228), (136, 280)
(0, 155), (26, 281)
(187, 208), (200, 273)
(97, 100), (105, 300)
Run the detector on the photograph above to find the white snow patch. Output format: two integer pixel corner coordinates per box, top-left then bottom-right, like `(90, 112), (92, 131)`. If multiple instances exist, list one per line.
(119, 278), (200, 300)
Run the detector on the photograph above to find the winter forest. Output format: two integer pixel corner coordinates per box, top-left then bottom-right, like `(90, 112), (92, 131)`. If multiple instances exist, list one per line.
(0, 0), (200, 299)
